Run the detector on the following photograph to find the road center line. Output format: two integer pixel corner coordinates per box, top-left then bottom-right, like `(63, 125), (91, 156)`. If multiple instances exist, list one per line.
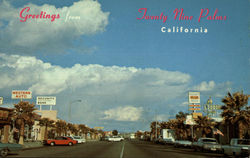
(120, 142), (125, 158)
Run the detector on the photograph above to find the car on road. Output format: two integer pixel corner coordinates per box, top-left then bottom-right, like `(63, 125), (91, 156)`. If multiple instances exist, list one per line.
(174, 140), (192, 148)
(0, 142), (23, 157)
(222, 138), (250, 157)
(43, 136), (78, 146)
(100, 136), (110, 141)
(192, 138), (222, 153)
(68, 136), (86, 144)
(162, 138), (175, 145)
(158, 138), (175, 145)
(108, 136), (124, 142)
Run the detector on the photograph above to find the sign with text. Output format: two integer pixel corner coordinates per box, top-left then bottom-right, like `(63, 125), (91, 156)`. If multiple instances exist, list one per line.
(12, 90), (32, 99)
(36, 96), (56, 105)
(192, 112), (203, 119)
(0, 97), (3, 105)
(188, 92), (200, 104)
(189, 104), (200, 107)
(189, 108), (201, 111)
(185, 115), (196, 125)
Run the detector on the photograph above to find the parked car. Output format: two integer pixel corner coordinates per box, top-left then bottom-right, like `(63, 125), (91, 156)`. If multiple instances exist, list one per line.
(174, 140), (192, 148)
(222, 138), (250, 157)
(0, 143), (23, 158)
(100, 136), (110, 141)
(164, 138), (175, 145)
(158, 137), (175, 145)
(108, 136), (124, 142)
(192, 138), (222, 153)
(68, 136), (86, 144)
(43, 136), (78, 146)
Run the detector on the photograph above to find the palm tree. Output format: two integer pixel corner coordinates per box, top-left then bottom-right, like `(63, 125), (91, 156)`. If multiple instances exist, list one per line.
(221, 91), (249, 142)
(194, 116), (216, 138)
(67, 123), (78, 136)
(39, 118), (55, 140)
(55, 120), (67, 136)
(173, 112), (190, 140)
(150, 121), (160, 139)
(78, 124), (89, 139)
(13, 101), (37, 144)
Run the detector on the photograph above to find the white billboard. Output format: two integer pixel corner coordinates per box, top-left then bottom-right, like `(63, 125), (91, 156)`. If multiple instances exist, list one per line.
(36, 96), (56, 105)
(188, 92), (200, 104)
(12, 90), (32, 99)
(0, 97), (3, 105)
(185, 115), (196, 125)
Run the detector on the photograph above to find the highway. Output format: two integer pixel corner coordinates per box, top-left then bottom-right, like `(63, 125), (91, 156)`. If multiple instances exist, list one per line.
(10, 140), (224, 158)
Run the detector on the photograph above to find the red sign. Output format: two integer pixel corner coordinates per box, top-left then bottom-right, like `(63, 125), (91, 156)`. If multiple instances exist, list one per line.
(12, 90), (32, 99)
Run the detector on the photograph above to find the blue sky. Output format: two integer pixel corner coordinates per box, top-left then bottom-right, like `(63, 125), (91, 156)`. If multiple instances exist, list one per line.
(0, 0), (249, 132)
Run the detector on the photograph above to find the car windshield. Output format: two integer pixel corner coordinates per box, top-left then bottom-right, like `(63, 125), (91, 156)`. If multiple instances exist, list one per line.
(203, 139), (217, 143)
(73, 136), (81, 139)
(238, 140), (250, 145)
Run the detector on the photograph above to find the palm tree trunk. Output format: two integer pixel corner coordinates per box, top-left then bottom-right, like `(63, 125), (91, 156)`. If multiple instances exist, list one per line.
(238, 122), (243, 139)
(227, 122), (230, 144)
(44, 126), (48, 140)
(19, 120), (24, 145)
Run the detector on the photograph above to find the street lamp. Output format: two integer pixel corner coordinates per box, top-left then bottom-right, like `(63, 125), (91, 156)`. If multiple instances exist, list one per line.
(68, 99), (81, 123)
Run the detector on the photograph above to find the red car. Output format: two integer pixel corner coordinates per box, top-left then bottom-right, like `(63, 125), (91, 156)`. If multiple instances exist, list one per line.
(44, 136), (78, 146)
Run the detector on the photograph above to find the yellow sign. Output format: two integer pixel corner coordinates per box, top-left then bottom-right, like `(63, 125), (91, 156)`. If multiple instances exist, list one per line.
(192, 112), (202, 119)
(189, 108), (201, 111)
(94, 127), (104, 130)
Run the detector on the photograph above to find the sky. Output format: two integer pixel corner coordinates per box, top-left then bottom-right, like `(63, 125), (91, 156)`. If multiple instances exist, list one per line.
(0, 0), (249, 132)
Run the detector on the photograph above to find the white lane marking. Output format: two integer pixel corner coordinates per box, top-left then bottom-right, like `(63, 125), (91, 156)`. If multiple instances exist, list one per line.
(120, 142), (125, 158)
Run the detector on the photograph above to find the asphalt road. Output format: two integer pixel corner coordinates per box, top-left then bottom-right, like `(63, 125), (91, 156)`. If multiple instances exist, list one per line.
(9, 140), (224, 158)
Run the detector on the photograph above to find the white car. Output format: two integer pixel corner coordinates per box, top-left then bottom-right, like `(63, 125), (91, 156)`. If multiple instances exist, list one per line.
(108, 136), (124, 142)
(69, 136), (86, 143)
(222, 139), (250, 157)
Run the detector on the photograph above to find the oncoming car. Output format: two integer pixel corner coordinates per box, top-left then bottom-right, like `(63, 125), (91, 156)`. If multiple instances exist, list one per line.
(68, 136), (86, 144)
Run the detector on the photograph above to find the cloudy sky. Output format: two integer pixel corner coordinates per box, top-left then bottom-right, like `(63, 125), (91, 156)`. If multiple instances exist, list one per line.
(0, 0), (249, 132)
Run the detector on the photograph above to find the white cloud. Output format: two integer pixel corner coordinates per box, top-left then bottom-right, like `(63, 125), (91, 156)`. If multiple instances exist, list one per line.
(180, 101), (188, 107)
(102, 106), (143, 121)
(0, 53), (232, 130)
(0, 53), (191, 97)
(193, 81), (216, 91)
(0, 0), (109, 54)
(155, 114), (170, 121)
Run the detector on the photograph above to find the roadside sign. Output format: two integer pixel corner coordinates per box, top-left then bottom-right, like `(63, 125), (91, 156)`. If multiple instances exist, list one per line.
(189, 108), (201, 111)
(188, 92), (200, 104)
(0, 97), (3, 105)
(185, 115), (196, 125)
(189, 105), (200, 107)
(12, 90), (32, 99)
(94, 127), (104, 130)
(192, 112), (202, 119)
(36, 96), (56, 105)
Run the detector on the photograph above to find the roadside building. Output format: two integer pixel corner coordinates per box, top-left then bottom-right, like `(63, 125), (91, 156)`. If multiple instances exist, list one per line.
(33, 110), (58, 140)
(0, 107), (13, 143)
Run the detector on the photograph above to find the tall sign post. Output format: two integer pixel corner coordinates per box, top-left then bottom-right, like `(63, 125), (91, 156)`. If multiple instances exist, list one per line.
(203, 97), (222, 118)
(36, 96), (56, 111)
(185, 115), (196, 142)
(188, 92), (201, 142)
(188, 92), (202, 118)
(12, 90), (32, 101)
